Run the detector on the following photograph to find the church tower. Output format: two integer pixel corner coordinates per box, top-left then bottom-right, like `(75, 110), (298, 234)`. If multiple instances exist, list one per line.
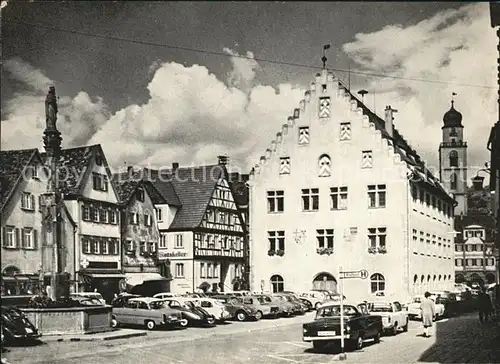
(439, 99), (468, 215)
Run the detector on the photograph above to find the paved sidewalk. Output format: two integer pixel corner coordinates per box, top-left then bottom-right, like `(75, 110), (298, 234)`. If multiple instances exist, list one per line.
(417, 313), (500, 363)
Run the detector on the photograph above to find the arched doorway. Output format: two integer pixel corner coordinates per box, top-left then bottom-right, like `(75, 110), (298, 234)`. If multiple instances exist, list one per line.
(2, 266), (21, 276)
(470, 273), (483, 286)
(312, 272), (337, 292)
(485, 273), (496, 284)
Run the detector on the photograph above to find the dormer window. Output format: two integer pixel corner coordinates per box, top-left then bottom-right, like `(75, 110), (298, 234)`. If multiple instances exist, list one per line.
(136, 188), (145, 202)
(31, 164), (39, 179)
(298, 127), (310, 145)
(319, 97), (331, 118)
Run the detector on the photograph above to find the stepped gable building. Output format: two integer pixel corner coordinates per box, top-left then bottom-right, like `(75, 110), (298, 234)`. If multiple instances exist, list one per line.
(136, 160), (246, 294)
(113, 174), (170, 294)
(43, 144), (124, 302)
(0, 149), (75, 296)
(248, 68), (456, 300)
(439, 100), (468, 216)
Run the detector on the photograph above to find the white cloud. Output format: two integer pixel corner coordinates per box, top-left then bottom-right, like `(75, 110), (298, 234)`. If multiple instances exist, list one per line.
(223, 47), (260, 90)
(342, 2), (496, 179)
(1, 58), (111, 150)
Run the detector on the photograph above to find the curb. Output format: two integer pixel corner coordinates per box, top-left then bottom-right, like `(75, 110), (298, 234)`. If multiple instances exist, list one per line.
(43, 331), (147, 342)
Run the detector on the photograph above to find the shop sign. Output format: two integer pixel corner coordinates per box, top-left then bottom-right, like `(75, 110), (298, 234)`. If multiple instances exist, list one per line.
(160, 252), (187, 258)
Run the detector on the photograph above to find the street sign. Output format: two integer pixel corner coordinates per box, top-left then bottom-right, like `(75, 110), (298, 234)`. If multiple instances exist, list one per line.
(340, 269), (369, 279)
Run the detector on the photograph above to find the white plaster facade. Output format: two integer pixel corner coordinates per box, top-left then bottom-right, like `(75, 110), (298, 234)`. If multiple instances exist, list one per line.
(248, 69), (455, 301)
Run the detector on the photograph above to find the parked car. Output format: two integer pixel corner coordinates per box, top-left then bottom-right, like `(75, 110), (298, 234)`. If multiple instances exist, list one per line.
(190, 298), (233, 322)
(69, 292), (106, 305)
(280, 293), (309, 314)
(273, 293), (306, 315)
(321, 294), (347, 305)
(110, 297), (186, 330)
(429, 290), (459, 317)
(160, 297), (216, 327)
(303, 301), (383, 351)
(366, 301), (409, 335)
(153, 292), (179, 300)
(212, 294), (262, 321)
(299, 291), (329, 310)
(1, 305), (41, 343)
(252, 294), (293, 316)
(237, 296), (280, 318)
(407, 294), (445, 321)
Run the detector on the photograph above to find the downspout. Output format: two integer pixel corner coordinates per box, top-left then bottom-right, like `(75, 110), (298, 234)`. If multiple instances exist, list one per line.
(192, 231), (195, 293)
(406, 176), (411, 298)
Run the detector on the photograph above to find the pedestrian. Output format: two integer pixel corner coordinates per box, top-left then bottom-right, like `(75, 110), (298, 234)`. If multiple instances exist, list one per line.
(477, 288), (493, 324)
(420, 291), (436, 337)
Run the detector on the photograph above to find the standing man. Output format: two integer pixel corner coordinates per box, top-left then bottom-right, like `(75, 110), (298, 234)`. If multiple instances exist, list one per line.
(477, 288), (493, 324)
(420, 291), (436, 337)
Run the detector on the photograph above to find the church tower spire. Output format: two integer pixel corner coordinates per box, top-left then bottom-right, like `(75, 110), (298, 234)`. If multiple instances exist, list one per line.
(439, 94), (468, 215)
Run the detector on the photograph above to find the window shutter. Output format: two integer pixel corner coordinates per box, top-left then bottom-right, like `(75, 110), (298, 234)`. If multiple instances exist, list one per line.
(100, 240), (106, 255)
(2, 227), (6, 247)
(33, 229), (38, 249)
(21, 228), (26, 248)
(15, 228), (20, 248)
(31, 195), (35, 210)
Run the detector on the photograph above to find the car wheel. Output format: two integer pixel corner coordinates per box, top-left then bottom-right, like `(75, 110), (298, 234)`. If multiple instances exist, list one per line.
(236, 311), (247, 322)
(314, 302), (321, 310)
(354, 335), (364, 350)
(179, 319), (189, 328)
(206, 316), (216, 325)
(313, 341), (327, 351)
(373, 331), (381, 343)
(145, 320), (156, 331)
(402, 320), (409, 332)
(255, 311), (263, 320)
(110, 316), (119, 328)
(391, 323), (398, 336)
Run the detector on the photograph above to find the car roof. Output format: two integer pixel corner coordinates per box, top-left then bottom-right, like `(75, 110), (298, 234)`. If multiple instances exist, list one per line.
(318, 300), (360, 308)
(129, 297), (161, 303)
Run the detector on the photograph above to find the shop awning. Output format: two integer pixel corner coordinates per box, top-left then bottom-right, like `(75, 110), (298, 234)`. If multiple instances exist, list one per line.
(84, 273), (126, 279)
(125, 273), (168, 286)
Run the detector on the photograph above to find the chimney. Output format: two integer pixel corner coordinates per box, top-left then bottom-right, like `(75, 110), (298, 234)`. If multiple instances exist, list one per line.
(217, 155), (228, 166)
(127, 166), (133, 176)
(472, 175), (485, 190)
(384, 105), (397, 138)
(172, 162), (179, 171)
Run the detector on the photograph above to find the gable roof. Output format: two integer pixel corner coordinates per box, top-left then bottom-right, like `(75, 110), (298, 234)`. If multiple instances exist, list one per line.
(0, 148), (39, 211)
(169, 164), (226, 229)
(141, 165), (226, 230)
(228, 172), (249, 207)
(336, 81), (453, 203)
(41, 144), (119, 199)
(454, 214), (496, 242)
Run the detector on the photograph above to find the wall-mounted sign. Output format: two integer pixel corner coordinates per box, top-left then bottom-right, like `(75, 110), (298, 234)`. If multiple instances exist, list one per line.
(80, 257), (89, 269)
(160, 252), (188, 258)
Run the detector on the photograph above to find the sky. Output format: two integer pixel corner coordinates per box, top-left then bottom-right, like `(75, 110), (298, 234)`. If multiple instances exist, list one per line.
(1, 1), (497, 182)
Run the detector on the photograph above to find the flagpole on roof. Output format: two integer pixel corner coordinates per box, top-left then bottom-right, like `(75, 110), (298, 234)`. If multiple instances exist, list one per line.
(322, 44), (330, 70)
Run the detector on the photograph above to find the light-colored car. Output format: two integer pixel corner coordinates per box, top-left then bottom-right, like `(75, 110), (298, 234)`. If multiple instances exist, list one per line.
(299, 291), (329, 310)
(70, 292), (106, 305)
(366, 301), (409, 335)
(153, 292), (179, 299)
(111, 297), (186, 330)
(407, 295), (445, 321)
(191, 298), (233, 321)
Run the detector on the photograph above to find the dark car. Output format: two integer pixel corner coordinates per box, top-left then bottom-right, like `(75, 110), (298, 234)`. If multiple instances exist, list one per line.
(161, 298), (216, 327)
(274, 293), (306, 315)
(430, 291), (460, 317)
(280, 293), (309, 314)
(302, 301), (383, 352)
(1, 305), (41, 343)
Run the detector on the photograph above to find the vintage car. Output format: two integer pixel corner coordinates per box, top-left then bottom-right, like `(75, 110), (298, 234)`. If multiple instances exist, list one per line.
(160, 297), (217, 326)
(299, 291), (329, 310)
(273, 293), (306, 315)
(366, 301), (408, 335)
(303, 301), (383, 351)
(212, 294), (262, 321)
(69, 292), (106, 306)
(279, 293), (309, 314)
(429, 290), (460, 317)
(236, 296), (280, 319)
(1, 305), (41, 342)
(110, 297), (186, 330)
(407, 294), (445, 321)
(190, 298), (233, 322)
(153, 292), (179, 300)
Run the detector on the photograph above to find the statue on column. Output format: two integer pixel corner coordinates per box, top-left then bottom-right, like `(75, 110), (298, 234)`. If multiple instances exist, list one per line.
(45, 86), (58, 130)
